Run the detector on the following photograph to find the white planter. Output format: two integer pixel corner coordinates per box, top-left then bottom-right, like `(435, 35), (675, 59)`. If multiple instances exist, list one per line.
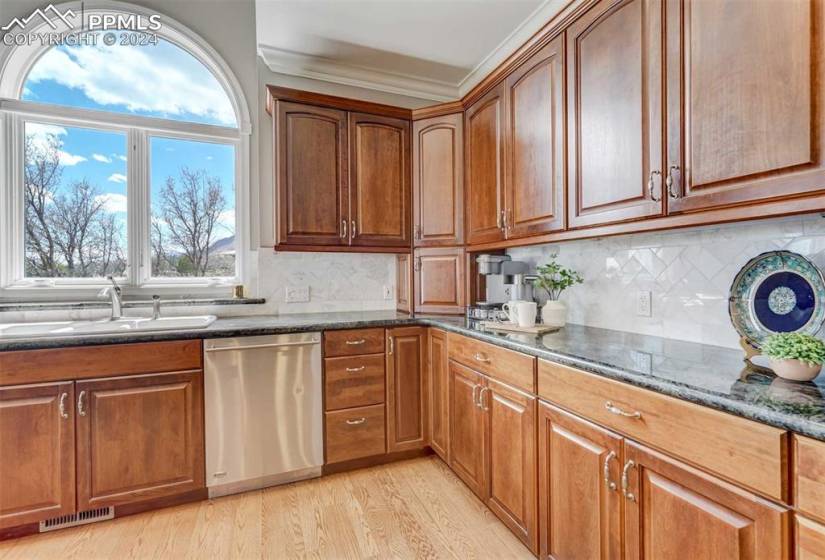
(542, 300), (567, 328)
(769, 358), (822, 382)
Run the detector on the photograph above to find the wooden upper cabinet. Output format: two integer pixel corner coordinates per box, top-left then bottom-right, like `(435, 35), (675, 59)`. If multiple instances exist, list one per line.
(666, 0), (824, 213)
(275, 101), (348, 246)
(504, 35), (566, 239)
(567, 0), (664, 229)
(75, 371), (205, 510)
(386, 327), (427, 453)
(465, 83), (506, 244)
(428, 329), (450, 462)
(449, 360), (488, 499)
(623, 440), (789, 560)
(414, 247), (465, 315)
(349, 113), (411, 247)
(0, 382), (75, 529)
(413, 114), (464, 246)
(538, 402), (623, 560)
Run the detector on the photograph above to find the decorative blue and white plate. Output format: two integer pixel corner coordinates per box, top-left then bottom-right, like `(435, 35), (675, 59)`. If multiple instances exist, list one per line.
(729, 251), (825, 348)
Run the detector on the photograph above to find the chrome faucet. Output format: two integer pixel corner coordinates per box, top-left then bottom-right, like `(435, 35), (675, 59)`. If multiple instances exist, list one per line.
(99, 276), (123, 320)
(152, 295), (161, 320)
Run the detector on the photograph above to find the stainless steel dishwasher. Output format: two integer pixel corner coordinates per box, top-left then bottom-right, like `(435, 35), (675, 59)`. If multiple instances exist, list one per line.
(204, 332), (323, 498)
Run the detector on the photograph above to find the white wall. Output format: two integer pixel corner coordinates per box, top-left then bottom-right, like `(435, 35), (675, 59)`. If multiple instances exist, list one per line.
(508, 213), (825, 349)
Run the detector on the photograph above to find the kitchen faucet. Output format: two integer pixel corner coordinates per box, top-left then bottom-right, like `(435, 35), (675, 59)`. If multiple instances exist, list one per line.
(99, 276), (123, 320)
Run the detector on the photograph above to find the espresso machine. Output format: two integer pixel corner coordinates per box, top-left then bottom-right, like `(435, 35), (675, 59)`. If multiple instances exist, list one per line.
(466, 254), (539, 326)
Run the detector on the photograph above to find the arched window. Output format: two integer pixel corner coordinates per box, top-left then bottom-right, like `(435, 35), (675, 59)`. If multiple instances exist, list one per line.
(0, 2), (250, 295)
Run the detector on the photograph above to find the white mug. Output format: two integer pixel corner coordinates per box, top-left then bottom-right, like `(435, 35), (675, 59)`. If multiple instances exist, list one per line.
(501, 300), (524, 324)
(516, 301), (538, 328)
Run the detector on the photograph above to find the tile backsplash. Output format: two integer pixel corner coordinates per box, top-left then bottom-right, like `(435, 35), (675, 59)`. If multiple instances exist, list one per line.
(508, 213), (825, 350)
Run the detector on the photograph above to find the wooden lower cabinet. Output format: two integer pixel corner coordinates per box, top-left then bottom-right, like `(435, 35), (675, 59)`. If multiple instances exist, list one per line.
(486, 378), (537, 553)
(538, 402), (623, 560)
(0, 382), (75, 529)
(427, 329), (449, 461)
(797, 515), (825, 560)
(75, 371), (205, 510)
(449, 360), (488, 499)
(386, 327), (427, 452)
(623, 440), (789, 559)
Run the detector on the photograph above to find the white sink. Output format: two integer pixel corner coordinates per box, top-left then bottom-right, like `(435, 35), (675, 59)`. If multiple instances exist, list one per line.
(0, 315), (217, 339)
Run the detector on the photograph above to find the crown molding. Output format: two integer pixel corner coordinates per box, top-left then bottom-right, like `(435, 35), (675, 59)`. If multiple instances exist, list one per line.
(457, 0), (568, 96)
(258, 45), (459, 102)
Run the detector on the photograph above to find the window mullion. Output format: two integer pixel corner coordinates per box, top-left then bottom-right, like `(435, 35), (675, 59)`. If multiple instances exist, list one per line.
(127, 128), (149, 288)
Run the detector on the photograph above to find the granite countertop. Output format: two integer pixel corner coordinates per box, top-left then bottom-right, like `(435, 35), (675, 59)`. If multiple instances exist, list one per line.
(1, 310), (823, 442)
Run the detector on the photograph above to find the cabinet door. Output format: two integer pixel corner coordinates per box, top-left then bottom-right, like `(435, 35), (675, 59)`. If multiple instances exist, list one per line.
(413, 113), (464, 246)
(567, 0), (664, 228)
(486, 378), (538, 553)
(349, 112), (411, 247)
(396, 253), (412, 313)
(538, 402), (623, 560)
(0, 382), (75, 529)
(623, 440), (789, 559)
(428, 329), (449, 462)
(414, 247), (465, 314)
(504, 34), (566, 239)
(386, 327), (427, 452)
(276, 101), (348, 246)
(666, 0), (825, 213)
(76, 371), (205, 510)
(797, 515), (825, 560)
(449, 360), (488, 499)
(465, 83), (506, 245)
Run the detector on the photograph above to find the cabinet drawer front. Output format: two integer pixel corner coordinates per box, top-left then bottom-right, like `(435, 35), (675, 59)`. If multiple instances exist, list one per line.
(324, 354), (385, 411)
(447, 333), (535, 393)
(324, 329), (385, 357)
(537, 359), (787, 501)
(325, 404), (386, 463)
(795, 435), (825, 523)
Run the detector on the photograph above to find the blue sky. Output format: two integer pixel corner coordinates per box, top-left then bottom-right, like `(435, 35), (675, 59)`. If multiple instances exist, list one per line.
(22, 37), (236, 244)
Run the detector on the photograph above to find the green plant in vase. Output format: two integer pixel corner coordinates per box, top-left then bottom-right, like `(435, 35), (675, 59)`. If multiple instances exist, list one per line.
(534, 255), (583, 328)
(761, 332), (825, 382)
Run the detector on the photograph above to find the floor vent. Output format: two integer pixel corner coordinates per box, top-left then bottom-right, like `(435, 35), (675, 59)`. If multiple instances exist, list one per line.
(39, 507), (114, 532)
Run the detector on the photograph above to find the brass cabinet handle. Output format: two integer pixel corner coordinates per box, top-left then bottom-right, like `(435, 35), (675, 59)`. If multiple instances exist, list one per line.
(603, 451), (617, 491)
(621, 460), (637, 502)
(666, 165), (681, 199)
(341, 219), (347, 238)
(497, 211), (504, 230)
(480, 387), (490, 411)
(77, 390), (87, 417)
(345, 339), (366, 345)
(473, 353), (491, 363)
(414, 225), (422, 239)
(605, 401), (642, 420)
(351, 220), (357, 238)
(648, 170), (662, 202)
(507, 209), (513, 231)
(414, 257), (422, 272)
(346, 418), (366, 425)
(345, 366), (365, 373)
(388, 336), (394, 355)
(58, 392), (69, 419)
(472, 384), (481, 408)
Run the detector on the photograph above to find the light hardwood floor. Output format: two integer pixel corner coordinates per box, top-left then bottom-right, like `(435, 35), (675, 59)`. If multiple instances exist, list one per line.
(0, 456), (533, 559)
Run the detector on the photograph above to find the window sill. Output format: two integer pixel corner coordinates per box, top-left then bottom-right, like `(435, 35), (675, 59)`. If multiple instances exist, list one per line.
(0, 297), (265, 313)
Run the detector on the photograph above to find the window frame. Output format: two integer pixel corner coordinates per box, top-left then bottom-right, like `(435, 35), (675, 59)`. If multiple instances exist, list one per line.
(0, 1), (252, 299)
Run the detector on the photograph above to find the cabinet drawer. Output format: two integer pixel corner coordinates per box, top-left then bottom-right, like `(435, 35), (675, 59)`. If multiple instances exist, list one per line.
(447, 333), (535, 393)
(795, 435), (825, 522)
(537, 359), (788, 501)
(324, 329), (385, 357)
(324, 354), (385, 411)
(325, 404), (386, 463)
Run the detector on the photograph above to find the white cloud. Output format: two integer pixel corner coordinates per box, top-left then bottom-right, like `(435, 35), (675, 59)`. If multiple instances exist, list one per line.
(95, 193), (128, 213)
(108, 173), (127, 184)
(206, 156), (213, 160)
(115, 154), (127, 162)
(217, 209), (236, 230)
(27, 39), (236, 126)
(92, 153), (111, 163)
(58, 150), (86, 166)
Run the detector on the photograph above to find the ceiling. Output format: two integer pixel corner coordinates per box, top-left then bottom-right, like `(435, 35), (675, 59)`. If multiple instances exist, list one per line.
(255, 0), (564, 102)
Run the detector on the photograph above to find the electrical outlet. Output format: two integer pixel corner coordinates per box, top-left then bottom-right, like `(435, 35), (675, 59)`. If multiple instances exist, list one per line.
(383, 285), (393, 300)
(285, 286), (310, 303)
(636, 290), (652, 317)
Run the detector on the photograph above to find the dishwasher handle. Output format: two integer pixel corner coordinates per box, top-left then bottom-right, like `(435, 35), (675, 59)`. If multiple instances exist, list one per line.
(205, 339), (320, 352)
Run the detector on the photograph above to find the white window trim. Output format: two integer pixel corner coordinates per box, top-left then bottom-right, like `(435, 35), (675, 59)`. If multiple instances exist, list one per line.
(0, 1), (253, 300)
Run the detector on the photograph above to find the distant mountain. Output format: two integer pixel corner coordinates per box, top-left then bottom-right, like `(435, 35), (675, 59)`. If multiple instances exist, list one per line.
(208, 235), (235, 255)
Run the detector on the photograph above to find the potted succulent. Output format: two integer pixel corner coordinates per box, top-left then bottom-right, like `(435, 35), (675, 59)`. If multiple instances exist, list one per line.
(534, 255), (583, 328)
(761, 332), (825, 382)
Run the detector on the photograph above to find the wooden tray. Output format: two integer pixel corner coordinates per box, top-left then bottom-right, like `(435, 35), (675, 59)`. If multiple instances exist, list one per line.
(481, 321), (560, 335)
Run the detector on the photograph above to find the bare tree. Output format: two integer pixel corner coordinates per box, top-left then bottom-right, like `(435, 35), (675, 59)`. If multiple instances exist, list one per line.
(24, 134), (62, 276)
(158, 167), (226, 276)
